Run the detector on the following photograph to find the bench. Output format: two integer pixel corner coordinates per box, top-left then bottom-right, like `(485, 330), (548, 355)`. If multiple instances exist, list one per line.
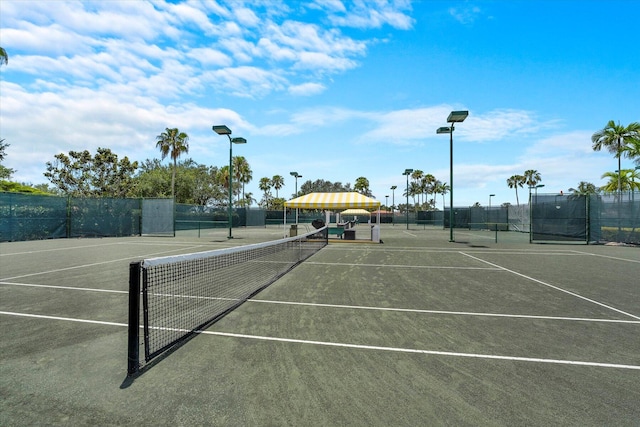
(328, 227), (345, 238)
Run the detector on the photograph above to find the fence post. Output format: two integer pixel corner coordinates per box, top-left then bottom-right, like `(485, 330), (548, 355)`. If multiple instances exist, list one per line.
(127, 261), (141, 376)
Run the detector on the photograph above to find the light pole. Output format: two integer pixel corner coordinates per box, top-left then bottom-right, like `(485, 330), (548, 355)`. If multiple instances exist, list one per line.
(528, 184), (545, 203)
(385, 195), (389, 223)
(489, 194), (495, 225)
(290, 171), (302, 224)
(535, 184), (544, 202)
(437, 110), (469, 242)
(213, 125), (247, 239)
(390, 186), (397, 226)
(403, 169), (413, 230)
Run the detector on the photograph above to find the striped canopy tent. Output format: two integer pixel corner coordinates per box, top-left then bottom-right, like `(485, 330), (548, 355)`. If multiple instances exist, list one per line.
(284, 193), (381, 240)
(341, 209), (371, 216)
(285, 192), (380, 210)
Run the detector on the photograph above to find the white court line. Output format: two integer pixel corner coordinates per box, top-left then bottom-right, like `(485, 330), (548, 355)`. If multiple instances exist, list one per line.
(0, 246), (205, 281)
(460, 252), (640, 321)
(0, 241), (213, 257)
(4, 281), (637, 326)
(2, 310), (638, 370)
(402, 230), (419, 237)
(324, 246), (579, 255)
(0, 282), (128, 294)
(249, 299), (640, 324)
(305, 261), (501, 270)
(0, 311), (127, 327)
(570, 250), (640, 264)
(0, 242), (124, 256)
(203, 330), (640, 371)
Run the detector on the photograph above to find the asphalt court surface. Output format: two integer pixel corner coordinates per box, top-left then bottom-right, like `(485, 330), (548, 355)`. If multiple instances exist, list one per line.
(1, 225), (639, 426)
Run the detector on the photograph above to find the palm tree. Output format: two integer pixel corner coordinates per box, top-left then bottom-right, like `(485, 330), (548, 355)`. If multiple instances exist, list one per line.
(506, 174), (525, 206)
(217, 166), (230, 199)
(156, 128), (189, 199)
(259, 177), (272, 208)
(407, 181), (421, 210)
(523, 170), (541, 188)
(233, 156), (252, 204)
(568, 181), (599, 196)
(0, 47), (8, 66)
(434, 181), (450, 210)
(422, 174), (436, 209)
(600, 170), (639, 193)
(241, 192), (256, 207)
(592, 121), (640, 194)
(354, 176), (371, 196)
(271, 175), (284, 198)
(622, 138), (640, 166)
(411, 170), (424, 205)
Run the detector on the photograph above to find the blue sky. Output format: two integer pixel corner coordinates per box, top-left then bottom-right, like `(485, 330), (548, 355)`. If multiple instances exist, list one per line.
(1, 0), (638, 207)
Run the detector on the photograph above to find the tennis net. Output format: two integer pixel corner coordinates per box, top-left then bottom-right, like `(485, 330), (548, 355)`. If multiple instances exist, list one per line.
(127, 226), (328, 376)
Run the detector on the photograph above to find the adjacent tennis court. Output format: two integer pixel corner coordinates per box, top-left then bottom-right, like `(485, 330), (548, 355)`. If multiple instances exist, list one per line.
(1, 224), (639, 425)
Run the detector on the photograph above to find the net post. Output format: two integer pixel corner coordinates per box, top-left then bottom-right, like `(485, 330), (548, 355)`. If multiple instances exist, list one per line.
(127, 261), (142, 376)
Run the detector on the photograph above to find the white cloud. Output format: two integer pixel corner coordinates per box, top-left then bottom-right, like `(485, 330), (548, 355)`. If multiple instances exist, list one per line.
(459, 109), (558, 142)
(357, 106), (454, 144)
(2, 0), (397, 100)
(201, 66), (288, 98)
(320, 0), (415, 30)
(288, 82), (327, 96)
(1, 81), (251, 184)
(234, 7), (261, 27)
(448, 5), (482, 25)
(523, 131), (594, 156)
(187, 47), (233, 67)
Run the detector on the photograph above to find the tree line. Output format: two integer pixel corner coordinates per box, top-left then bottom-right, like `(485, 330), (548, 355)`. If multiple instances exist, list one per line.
(0, 126), (376, 209)
(505, 121), (640, 204)
(401, 170), (450, 211)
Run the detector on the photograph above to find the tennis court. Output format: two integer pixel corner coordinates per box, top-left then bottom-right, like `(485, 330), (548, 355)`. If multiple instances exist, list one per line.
(1, 224), (639, 425)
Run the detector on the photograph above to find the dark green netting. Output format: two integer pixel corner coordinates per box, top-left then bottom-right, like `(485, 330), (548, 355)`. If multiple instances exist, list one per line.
(0, 193), (68, 241)
(69, 198), (141, 238)
(531, 194), (588, 242)
(589, 193), (640, 244)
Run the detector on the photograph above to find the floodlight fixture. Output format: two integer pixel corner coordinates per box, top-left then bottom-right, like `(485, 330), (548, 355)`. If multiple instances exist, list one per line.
(447, 110), (469, 123)
(437, 127), (452, 134)
(212, 125), (232, 135)
(390, 185), (398, 223)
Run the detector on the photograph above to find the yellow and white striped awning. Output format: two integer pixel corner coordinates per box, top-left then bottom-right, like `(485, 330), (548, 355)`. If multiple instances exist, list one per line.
(284, 192), (380, 209)
(341, 209), (371, 215)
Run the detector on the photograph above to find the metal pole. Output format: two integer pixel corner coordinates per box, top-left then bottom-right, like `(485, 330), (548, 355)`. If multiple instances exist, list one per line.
(127, 262), (141, 376)
(228, 137), (233, 239)
(406, 174), (410, 230)
(449, 127), (454, 242)
(392, 188), (395, 226)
